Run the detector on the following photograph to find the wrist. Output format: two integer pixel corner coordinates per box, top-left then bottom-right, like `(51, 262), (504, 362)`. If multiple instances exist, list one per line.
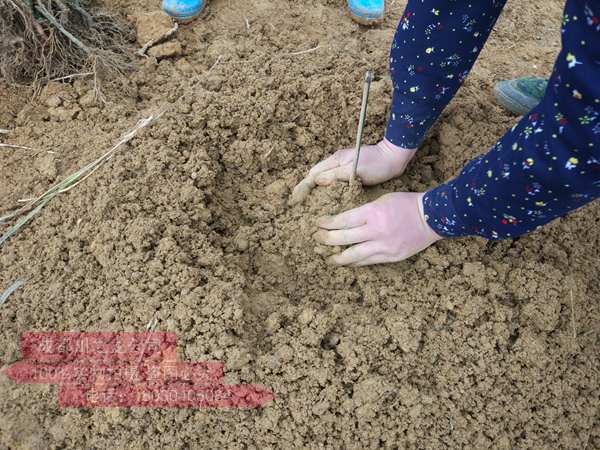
(377, 138), (418, 176)
(421, 185), (474, 239)
(381, 137), (417, 152)
(417, 192), (443, 241)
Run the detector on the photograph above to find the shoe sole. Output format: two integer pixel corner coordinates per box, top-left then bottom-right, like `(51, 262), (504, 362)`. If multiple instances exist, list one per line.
(349, 10), (384, 25)
(494, 83), (538, 116)
(164, 3), (207, 23)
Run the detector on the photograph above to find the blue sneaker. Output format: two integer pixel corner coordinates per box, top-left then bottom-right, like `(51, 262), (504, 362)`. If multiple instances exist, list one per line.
(162, 0), (206, 22)
(347, 0), (384, 25)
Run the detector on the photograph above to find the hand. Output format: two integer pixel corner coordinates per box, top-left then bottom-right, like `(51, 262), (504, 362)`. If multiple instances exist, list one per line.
(290, 139), (417, 205)
(313, 192), (442, 266)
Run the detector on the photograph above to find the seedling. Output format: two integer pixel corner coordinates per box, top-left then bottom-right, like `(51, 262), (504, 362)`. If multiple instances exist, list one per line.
(351, 71), (374, 182)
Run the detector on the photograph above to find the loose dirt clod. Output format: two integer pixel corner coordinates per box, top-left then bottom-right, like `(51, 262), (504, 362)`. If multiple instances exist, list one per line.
(137, 22), (179, 57)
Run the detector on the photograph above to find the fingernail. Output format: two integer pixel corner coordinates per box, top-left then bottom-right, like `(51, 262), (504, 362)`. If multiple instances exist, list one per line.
(314, 174), (329, 185)
(326, 255), (341, 266)
(289, 182), (312, 206)
(314, 244), (337, 257)
(316, 216), (331, 228)
(313, 230), (326, 243)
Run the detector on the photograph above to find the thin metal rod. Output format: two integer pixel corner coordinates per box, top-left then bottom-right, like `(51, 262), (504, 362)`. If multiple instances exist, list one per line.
(351, 70), (374, 181)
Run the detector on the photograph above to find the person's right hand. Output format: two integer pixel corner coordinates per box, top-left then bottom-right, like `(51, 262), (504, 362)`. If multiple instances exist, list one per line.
(314, 192), (442, 266)
(289, 138), (417, 205)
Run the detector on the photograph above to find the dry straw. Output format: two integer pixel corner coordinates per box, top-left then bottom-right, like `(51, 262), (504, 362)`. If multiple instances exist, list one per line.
(0, 110), (164, 246)
(0, 278), (26, 305)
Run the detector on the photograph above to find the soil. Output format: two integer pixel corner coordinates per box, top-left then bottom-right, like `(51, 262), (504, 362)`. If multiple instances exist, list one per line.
(1, 0), (599, 449)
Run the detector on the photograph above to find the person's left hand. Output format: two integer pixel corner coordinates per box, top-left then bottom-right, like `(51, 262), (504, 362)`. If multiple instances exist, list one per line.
(313, 192), (442, 266)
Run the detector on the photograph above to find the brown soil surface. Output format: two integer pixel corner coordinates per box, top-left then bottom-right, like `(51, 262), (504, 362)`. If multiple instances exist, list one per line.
(1, 0), (599, 448)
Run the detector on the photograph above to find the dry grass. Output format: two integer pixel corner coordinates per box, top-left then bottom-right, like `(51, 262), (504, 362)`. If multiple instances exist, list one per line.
(0, 278), (26, 305)
(0, 110), (164, 246)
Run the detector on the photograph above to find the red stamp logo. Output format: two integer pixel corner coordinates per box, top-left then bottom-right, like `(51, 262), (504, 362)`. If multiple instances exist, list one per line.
(3, 332), (274, 408)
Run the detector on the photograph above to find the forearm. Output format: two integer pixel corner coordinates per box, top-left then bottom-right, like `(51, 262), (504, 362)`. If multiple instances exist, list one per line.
(422, 0), (600, 240)
(385, 0), (507, 149)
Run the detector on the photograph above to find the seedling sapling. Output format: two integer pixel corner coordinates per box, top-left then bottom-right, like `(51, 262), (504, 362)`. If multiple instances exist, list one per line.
(288, 70), (375, 206)
(351, 71), (374, 182)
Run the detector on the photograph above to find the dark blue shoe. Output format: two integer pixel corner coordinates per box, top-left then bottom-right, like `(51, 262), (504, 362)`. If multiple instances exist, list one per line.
(162, 0), (206, 22)
(347, 0), (384, 25)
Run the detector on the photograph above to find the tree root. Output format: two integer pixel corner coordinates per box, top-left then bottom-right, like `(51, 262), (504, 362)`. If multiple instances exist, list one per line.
(0, 0), (135, 91)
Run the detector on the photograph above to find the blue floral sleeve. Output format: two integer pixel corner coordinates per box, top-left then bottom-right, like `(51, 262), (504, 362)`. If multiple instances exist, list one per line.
(422, 0), (600, 239)
(385, 0), (508, 149)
